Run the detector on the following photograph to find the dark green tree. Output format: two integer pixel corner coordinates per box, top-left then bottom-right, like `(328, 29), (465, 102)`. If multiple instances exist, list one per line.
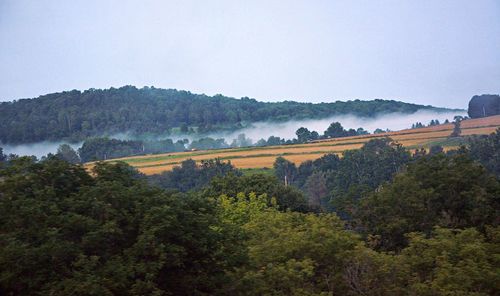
(0, 158), (240, 295)
(329, 138), (412, 215)
(450, 116), (463, 137)
(189, 137), (228, 150)
(56, 144), (80, 163)
(357, 153), (500, 251)
(148, 158), (240, 192)
(266, 135), (284, 146)
(304, 171), (328, 210)
(0, 147), (6, 162)
(295, 127), (312, 143)
(203, 173), (309, 212)
(467, 128), (500, 176)
(273, 156), (297, 186)
(324, 122), (346, 138)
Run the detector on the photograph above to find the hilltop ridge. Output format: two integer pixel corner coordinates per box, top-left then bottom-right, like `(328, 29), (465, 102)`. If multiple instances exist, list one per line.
(0, 85), (461, 144)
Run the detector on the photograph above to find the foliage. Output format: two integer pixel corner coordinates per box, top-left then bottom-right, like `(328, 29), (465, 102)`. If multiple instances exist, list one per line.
(78, 137), (186, 162)
(467, 128), (500, 177)
(411, 119), (441, 129)
(0, 147), (6, 163)
(450, 116), (463, 137)
(203, 173), (309, 212)
(295, 127), (316, 143)
(230, 134), (253, 147)
(356, 153), (500, 251)
(55, 144), (80, 163)
(0, 85), (451, 144)
(295, 122), (367, 143)
(468, 94), (500, 118)
(293, 138), (411, 214)
(79, 137), (143, 162)
(412, 122), (425, 128)
(324, 122), (349, 138)
(190, 137), (229, 150)
(304, 171), (328, 210)
(323, 122), (362, 139)
(331, 138), (410, 193)
(264, 135), (286, 146)
(0, 150), (499, 294)
(147, 158), (240, 192)
(344, 227), (500, 296)
(217, 193), (361, 295)
(400, 227), (500, 295)
(273, 156), (297, 185)
(0, 158), (239, 295)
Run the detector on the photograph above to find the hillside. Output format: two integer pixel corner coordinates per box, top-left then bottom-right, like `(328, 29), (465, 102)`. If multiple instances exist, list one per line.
(94, 115), (500, 175)
(0, 85), (459, 144)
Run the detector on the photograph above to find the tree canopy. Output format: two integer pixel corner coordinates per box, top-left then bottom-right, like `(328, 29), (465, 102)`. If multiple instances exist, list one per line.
(1, 133), (499, 295)
(0, 85), (453, 144)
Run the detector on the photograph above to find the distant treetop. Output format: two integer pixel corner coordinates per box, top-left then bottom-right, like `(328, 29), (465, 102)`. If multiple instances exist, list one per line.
(0, 85), (458, 144)
(468, 94), (500, 118)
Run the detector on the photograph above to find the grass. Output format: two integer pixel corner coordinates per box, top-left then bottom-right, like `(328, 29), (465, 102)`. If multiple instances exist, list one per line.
(240, 168), (276, 176)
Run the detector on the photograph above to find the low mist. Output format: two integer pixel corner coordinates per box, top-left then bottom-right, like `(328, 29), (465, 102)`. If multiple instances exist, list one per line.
(1, 110), (465, 158)
(210, 110), (466, 143)
(2, 142), (81, 159)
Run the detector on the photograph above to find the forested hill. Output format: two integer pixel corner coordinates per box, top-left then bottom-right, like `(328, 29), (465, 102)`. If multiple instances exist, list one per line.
(0, 85), (456, 144)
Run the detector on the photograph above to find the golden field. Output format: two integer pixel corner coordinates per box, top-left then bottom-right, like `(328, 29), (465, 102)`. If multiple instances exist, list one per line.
(87, 115), (500, 175)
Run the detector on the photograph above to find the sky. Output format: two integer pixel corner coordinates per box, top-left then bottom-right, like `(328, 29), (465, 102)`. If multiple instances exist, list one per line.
(0, 0), (499, 109)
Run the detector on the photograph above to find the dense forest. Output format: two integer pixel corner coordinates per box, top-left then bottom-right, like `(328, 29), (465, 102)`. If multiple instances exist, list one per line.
(0, 85), (455, 144)
(1, 129), (498, 295)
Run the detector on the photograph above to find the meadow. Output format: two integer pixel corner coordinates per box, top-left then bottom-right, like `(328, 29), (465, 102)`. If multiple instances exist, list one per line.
(89, 115), (500, 175)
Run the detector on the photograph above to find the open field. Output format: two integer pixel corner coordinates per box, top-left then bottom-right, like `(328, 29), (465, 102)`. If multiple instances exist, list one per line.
(87, 115), (500, 175)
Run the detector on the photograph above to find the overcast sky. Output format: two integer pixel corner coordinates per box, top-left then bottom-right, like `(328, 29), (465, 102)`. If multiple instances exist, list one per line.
(1, 0), (499, 108)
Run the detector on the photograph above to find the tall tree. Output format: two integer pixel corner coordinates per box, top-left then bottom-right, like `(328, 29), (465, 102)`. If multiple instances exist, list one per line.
(295, 127), (312, 143)
(56, 144), (80, 163)
(273, 157), (297, 186)
(0, 147), (6, 162)
(324, 122), (346, 138)
(304, 171), (328, 210)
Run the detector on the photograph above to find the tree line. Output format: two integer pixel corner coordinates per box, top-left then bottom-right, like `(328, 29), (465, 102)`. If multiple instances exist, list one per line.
(0, 85), (454, 144)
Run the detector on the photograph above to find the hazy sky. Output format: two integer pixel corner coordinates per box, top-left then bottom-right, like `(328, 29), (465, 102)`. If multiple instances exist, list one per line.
(1, 0), (499, 108)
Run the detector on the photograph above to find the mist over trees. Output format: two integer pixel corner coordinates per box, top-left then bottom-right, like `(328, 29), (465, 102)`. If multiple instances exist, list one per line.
(411, 118), (443, 129)
(56, 120), (375, 163)
(293, 121), (371, 144)
(0, 85), (454, 144)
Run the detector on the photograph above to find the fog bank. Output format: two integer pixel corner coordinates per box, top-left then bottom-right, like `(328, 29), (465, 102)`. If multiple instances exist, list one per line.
(1, 110), (465, 157)
(211, 110), (466, 142)
(2, 141), (81, 159)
